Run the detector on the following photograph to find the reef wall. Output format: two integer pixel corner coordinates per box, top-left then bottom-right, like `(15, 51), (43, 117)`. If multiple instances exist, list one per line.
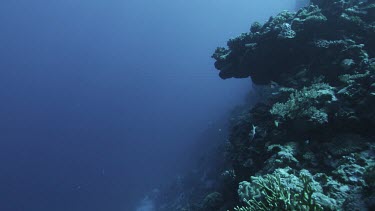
(152, 1), (375, 210)
(211, 0), (375, 210)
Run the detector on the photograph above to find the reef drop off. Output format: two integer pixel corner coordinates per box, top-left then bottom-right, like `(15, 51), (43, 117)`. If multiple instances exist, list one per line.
(154, 0), (375, 210)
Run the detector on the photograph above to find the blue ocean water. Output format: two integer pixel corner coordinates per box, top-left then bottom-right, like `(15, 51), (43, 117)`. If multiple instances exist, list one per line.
(0, 0), (295, 210)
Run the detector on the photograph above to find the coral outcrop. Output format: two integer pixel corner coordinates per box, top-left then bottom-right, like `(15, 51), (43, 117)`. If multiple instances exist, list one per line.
(212, 0), (375, 210)
(212, 0), (374, 86)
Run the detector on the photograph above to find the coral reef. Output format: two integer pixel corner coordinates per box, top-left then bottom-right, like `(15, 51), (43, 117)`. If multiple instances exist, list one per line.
(212, 1), (374, 86)
(235, 168), (328, 211)
(211, 0), (375, 210)
(153, 0), (375, 210)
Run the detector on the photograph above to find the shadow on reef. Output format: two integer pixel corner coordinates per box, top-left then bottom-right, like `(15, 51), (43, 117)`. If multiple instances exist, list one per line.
(149, 0), (375, 210)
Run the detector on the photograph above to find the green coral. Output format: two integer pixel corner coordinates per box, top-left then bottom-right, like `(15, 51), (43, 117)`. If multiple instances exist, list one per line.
(234, 170), (324, 211)
(270, 82), (336, 124)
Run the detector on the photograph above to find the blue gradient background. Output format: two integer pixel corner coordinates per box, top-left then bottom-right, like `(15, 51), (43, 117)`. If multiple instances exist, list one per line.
(0, 1), (294, 210)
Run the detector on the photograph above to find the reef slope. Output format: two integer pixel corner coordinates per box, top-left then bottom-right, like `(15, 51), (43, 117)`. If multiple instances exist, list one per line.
(211, 0), (375, 210)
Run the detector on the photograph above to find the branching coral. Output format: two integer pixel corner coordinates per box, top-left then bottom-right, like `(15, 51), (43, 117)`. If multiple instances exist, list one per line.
(270, 82), (336, 124)
(234, 170), (324, 211)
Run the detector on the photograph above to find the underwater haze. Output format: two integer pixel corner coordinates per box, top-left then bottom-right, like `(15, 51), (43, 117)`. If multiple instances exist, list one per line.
(0, 0), (295, 210)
